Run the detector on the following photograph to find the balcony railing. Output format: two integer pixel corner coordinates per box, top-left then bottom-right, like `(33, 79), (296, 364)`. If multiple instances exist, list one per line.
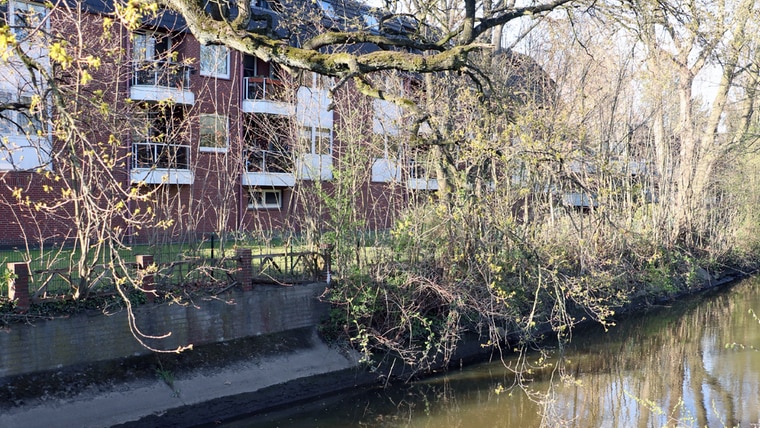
(407, 159), (439, 190)
(132, 141), (191, 170)
(243, 77), (288, 102)
(132, 60), (191, 88)
(409, 160), (429, 179)
(245, 149), (293, 173)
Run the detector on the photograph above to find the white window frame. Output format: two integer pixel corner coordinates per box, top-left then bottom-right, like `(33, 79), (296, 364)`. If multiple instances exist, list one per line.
(0, 94), (43, 137)
(133, 32), (175, 62)
(199, 113), (229, 152)
(133, 33), (156, 62)
(0, 91), (50, 171)
(299, 125), (332, 155)
(9, 0), (48, 39)
(248, 188), (282, 210)
(199, 44), (230, 79)
(300, 72), (334, 89)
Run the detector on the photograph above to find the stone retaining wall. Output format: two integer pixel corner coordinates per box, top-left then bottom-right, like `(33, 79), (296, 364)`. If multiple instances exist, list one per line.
(0, 283), (329, 378)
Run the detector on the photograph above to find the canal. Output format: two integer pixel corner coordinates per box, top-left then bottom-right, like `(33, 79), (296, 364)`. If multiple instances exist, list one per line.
(222, 276), (760, 427)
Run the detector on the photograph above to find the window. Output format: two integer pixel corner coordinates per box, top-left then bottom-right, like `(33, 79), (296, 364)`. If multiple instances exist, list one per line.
(0, 91), (48, 171)
(299, 126), (331, 155)
(132, 33), (191, 88)
(199, 113), (229, 151)
(298, 72), (334, 89)
(10, 0), (47, 39)
(200, 44), (230, 78)
(248, 189), (281, 209)
(0, 94), (43, 137)
(254, 59), (277, 79)
(133, 33), (173, 62)
(132, 108), (184, 145)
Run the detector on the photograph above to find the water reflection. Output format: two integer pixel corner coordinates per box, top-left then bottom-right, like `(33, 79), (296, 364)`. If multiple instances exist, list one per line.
(226, 277), (760, 427)
(557, 278), (760, 427)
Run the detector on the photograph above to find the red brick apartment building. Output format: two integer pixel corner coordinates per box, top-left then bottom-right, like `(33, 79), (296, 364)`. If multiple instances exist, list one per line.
(0, 0), (430, 247)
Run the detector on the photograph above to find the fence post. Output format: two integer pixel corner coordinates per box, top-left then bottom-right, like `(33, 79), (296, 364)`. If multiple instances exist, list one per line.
(136, 255), (156, 303)
(236, 248), (253, 291)
(7, 262), (30, 312)
(320, 244), (334, 284)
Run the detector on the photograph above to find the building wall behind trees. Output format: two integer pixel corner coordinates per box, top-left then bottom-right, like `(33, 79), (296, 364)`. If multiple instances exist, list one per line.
(0, 2), (416, 248)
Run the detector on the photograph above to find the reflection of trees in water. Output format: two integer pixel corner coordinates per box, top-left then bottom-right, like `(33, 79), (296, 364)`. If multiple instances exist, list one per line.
(361, 374), (545, 427)
(261, 280), (759, 427)
(544, 279), (760, 427)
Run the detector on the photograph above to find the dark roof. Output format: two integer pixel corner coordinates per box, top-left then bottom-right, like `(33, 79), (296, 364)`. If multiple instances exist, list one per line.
(70, 0), (285, 35)
(64, 0), (190, 32)
(307, 0), (415, 34)
(493, 49), (556, 106)
(52, 0), (413, 53)
(72, 0), (113, 14)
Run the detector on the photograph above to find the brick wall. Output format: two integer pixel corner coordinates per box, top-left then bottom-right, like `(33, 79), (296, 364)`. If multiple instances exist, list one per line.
(0, 283), (329, 378)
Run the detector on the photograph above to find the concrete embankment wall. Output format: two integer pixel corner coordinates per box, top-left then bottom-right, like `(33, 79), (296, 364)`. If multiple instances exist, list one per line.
(0, 283), (330, 378)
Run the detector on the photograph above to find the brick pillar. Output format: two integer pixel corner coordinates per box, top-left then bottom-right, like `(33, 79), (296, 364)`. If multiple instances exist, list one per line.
(136, 255), (156, 303)
(236, 248), (253, 291)
(7, 262), (30, 312)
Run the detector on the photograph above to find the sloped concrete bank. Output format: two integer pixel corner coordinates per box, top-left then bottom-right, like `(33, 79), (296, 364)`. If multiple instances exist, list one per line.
(0, 327), (368, 428)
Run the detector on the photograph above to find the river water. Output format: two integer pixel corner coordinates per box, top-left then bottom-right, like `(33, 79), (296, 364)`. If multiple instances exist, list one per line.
(224, 277), (760, 427)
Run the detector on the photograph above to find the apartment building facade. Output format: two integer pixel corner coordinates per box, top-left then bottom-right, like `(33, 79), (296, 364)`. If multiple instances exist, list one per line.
(0, 0), (428, 247)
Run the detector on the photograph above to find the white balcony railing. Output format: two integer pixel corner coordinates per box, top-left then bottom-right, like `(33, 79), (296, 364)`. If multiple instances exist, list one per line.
(131, 141), (193, 184)
(132, 141), (191, 170)
(132, 60), (191, 88)
(130, 60), (195, 104)
(244, 149), (293, 173)
(243, 77), (288, 101)
(407, 160), (439, 190)
(243, 149), (296, 187)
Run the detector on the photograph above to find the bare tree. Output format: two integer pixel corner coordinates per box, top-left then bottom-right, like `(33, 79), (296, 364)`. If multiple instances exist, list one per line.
(120, 0), (575, 107)
(0, 1), (199, 351)
(616, 0), (760, 247)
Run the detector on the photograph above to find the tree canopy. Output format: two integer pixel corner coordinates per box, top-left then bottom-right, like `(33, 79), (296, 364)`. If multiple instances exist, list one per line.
(142, 0), (575, 98)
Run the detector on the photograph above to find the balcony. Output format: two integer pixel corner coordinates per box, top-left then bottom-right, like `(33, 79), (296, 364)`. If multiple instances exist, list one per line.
(562, 192), (598, 209)
(243, 149), (295, 187)
(130, 141), (193, 185)
(130, 60), (195, 105)
(407, 160), (439, 190)
(241, 77), (293, 115)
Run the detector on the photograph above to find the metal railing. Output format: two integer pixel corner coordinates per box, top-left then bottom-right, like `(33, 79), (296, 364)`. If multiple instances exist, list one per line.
(243, 77), (288, 101)
(132, 60), (192, 88)
(244, 149), (293, 173)
(132, 141), (191, 170)
(409, 159), (430, 179)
